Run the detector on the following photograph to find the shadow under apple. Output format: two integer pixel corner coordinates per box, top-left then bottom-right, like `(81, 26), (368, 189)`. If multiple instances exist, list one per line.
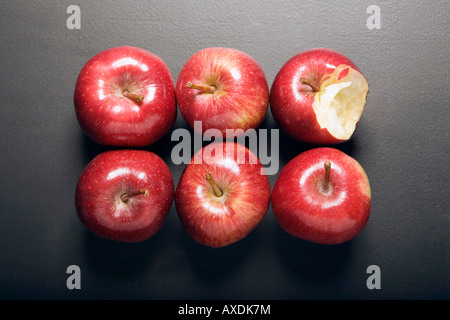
(83, 224), (167, 280)
(80, 132), (115, 166)
(273, 222), (354, 284)
(179, 223), (261, 287)
(278, 129), (359, 169)
(79, 123), (183, 167)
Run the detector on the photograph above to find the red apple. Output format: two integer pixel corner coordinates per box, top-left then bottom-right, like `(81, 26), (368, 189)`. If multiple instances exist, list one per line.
(74, 46), (176, 147)
(270, 48), (369, 144)
(272, 147), (371, 244)
(175, 47), (269, 137)
(175, 142), (271, 247)
(75, 150), (174, 242)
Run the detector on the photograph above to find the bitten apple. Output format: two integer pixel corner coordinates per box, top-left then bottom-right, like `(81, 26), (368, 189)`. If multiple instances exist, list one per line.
(176, 47), (269, 137)
(272, 147), (371, 244)
(175, 142), (271, 247)
(74, 46), (176, 147)
(270, 48), (369, 144)
(75, 150), (174, 242)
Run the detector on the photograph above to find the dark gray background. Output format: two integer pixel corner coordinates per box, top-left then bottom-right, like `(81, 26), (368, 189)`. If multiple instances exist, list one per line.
(0, 0), (448, 300)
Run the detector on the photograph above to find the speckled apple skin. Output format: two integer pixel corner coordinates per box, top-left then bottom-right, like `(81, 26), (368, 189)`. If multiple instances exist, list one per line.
(75, 150), (174, 242)
(175, 142), (271, 248)
(74, 46), (176, 147)
(270, 48), (366, 145)
(272, 147), (371, 244)
(176, 47), (269, 137)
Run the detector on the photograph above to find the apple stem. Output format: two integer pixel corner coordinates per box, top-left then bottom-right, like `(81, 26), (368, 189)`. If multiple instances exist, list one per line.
(322, 161), (331, 193)
(120, 189), (149, 203)
(186, 81), (216, 94)
(300, 78), (320, 92)
(205, 172), (223, 197)
(122, 90), (144, 105)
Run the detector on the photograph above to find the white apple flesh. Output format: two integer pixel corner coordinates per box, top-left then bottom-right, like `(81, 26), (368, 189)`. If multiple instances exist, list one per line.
(270, 48), (369, 144)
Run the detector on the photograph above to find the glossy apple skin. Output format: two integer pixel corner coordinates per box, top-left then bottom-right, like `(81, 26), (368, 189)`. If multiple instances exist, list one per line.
(270, 48), (364, 144)
(272, 147), (371, 244)
(75, 150), (174, 242)
(176, 47), (269, 137)
(74, 46), (176, 147)
(175, 142), (271, 247)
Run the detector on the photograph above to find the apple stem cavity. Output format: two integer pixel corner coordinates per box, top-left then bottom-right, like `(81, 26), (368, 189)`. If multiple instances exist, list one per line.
(186, 81), (216, 94)
(300, 78), (320, 92)
(205, 172), (223, 197)
(122, 90), (144, 105)
(322, 161), (331, 193)
(120, 189), (149, 203)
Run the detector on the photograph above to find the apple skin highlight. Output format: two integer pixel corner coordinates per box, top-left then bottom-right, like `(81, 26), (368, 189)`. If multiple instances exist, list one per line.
(272, 147), (371, 245)
(74, 46), (177, 147)
(270, 48), (369, 145)
(75, 149), (174, 243)
(176, 47), (269, 138)
(175, 142), (272, 248)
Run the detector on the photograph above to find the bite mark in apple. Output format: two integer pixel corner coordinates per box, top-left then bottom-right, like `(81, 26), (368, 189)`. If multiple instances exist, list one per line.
(313, 65), (369, 141)
(269, 48), (369, 144)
